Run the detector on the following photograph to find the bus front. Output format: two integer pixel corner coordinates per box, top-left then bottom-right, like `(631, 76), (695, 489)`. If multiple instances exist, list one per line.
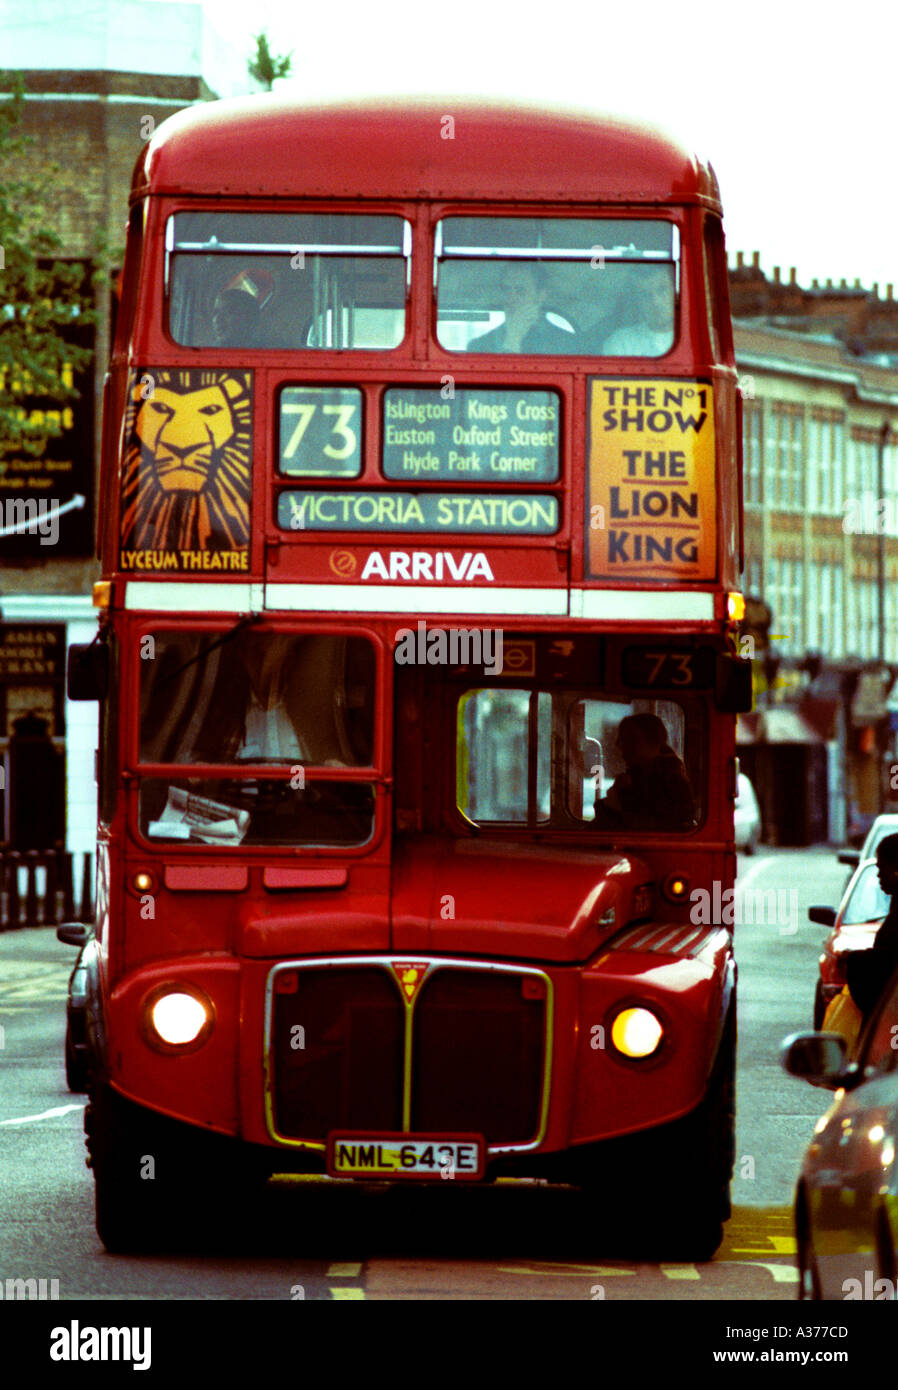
(75, 99), (750, 1258)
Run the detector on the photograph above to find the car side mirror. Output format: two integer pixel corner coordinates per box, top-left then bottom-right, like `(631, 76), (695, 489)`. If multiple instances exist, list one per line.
(838, 850), (860, 868)
(780, 1031), (851, 1089)
(67, 643), (109, 700)
(56, 922), (89, 947)
(808, 905), (837, 927)
(715, 654), (753, 713)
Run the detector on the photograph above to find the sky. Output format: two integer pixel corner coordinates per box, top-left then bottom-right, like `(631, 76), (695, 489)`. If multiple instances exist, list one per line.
(185, 0), (898, 296)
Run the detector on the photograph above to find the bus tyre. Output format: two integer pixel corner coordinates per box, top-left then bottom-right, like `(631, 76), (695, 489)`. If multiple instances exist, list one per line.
(86, 1083), (182, 1253)
(581, 1002), (735, 1263)
(650, 1004), (736, 1261)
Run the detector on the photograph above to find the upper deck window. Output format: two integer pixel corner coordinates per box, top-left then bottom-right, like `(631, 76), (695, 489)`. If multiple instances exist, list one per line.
(167, 213), (410, 349)
(435, 217), (679, 357)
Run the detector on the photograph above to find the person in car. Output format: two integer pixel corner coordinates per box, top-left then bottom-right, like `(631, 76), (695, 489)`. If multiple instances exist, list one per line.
(593, 712), (695, 831)
(845, 834), (898, 1021)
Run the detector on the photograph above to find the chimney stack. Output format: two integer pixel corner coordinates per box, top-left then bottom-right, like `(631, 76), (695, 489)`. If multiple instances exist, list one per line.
(811, 277), (819, 289)
(826, 278), (833, 290)
(840, 278), (847, 289)
(736, 251), (744, 269)
(789, 267), (797, 285)
(773, 266), (781, 283)
(873, 282), (880, 298)
(752, 251), (760, 269)
(887, 284), (894, 301)
(854, 277), (861, 289)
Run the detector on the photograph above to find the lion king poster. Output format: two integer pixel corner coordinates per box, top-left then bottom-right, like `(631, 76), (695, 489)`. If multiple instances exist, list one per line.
(119, 368), (252, 573)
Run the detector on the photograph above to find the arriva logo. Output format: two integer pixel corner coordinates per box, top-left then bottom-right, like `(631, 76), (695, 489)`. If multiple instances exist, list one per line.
(360, 551), (495, 581)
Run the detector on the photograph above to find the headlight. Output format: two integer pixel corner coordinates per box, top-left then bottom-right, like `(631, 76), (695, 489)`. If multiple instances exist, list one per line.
(142, 985), (214, 1051)
(610, 1006), (664, 1059)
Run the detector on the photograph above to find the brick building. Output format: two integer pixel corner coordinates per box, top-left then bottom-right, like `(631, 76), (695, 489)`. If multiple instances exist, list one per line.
(733, 305), (898, 845)
(0, 0), (255, 864)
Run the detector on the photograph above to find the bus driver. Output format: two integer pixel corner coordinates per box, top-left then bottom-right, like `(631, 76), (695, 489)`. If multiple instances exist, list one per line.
(593, 712), (695, 831)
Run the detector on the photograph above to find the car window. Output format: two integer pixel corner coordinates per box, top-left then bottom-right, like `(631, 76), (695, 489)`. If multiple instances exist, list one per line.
(842, 863), (890, 925)
(863, 819), (898, 859)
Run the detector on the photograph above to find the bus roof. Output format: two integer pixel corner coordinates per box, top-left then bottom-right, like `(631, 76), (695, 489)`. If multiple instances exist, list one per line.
(133, 96), (721, 209)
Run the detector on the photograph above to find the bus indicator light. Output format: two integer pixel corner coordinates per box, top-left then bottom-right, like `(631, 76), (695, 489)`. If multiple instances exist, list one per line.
(663, 874), (690, 902)
(727, 592), (746, 623)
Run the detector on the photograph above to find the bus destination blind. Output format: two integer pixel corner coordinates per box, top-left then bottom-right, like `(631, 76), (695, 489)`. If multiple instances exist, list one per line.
(383, 387), (560, 481)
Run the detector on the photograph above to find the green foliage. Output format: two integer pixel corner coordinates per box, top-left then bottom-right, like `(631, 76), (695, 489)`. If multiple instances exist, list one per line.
(0, 78), (98, 460)
(248, 32), (293, 91)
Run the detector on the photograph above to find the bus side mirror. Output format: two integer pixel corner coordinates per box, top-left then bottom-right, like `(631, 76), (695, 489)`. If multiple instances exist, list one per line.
(715, 654), (752, 713)
(67, 643), (109, 701)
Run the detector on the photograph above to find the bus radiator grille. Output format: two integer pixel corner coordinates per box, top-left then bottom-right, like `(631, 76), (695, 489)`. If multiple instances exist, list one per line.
(269, 963), (546, 1146)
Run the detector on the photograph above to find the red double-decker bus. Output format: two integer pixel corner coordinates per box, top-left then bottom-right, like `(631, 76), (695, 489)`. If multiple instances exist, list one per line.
(67, 97), (751, 1258)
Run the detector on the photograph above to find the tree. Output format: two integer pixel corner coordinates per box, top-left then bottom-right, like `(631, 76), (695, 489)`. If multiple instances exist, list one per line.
(0, 79), (98, 461)
(248, 32), (293, 91)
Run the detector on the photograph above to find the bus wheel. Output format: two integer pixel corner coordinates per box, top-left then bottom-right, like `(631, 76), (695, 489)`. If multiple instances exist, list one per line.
(651, 1005), (736, 1261)
(583, 1003), (736, 1262)
(86, 1083), (184, 1253)
(87, 1084), (269, 1253)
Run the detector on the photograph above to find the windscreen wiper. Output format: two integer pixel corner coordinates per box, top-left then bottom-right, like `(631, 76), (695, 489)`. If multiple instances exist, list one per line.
(156, 613), (261, 687)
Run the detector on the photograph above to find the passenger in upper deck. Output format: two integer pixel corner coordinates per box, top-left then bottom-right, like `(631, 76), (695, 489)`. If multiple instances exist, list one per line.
(211, 268), (274, 347)
(468, 263), (575, 354)
(600, 265), (675, 357)
(593, 712), (695, 831)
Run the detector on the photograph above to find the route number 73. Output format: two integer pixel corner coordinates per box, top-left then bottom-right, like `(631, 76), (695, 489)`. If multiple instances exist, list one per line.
(643, 651), (693, 685)
(282, 401), (358, 460)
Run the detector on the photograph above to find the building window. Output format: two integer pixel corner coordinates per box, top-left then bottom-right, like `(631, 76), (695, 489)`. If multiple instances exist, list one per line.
(767, 554), (802, 656)
(809, 413), (842, 514)
(744, 401), (762, 505)
(807, 416), (820, 512)
(764, 409), (777, 510)
(770, 404), (803, 510)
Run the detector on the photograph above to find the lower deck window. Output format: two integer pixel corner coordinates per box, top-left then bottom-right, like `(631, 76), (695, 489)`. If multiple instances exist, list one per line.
(138, 779), (375, 847)
(457, 688), (701, 833)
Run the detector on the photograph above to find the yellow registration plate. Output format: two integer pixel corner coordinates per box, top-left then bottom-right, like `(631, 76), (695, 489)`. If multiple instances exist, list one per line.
(327, 1133), (484, 1180)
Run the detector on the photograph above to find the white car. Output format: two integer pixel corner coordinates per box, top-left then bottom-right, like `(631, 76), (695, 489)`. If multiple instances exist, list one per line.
(734, 772), (761, 853)
(838, 812), (898, 874)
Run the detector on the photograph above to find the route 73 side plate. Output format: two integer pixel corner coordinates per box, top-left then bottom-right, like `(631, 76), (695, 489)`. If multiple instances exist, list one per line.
(327, 1132), (484, 1181)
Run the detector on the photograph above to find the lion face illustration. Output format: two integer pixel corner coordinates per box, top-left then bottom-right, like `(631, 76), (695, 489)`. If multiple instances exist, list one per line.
(134, 382), (240, 494)
(120, 369), (252, 556)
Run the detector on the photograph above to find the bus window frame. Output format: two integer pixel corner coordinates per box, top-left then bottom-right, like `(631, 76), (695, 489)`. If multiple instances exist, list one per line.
(161, 203), (416, 354)
(113, 201), (147, 358)
(429, 206), (683, 360)
(126, 619), (390, 857)
(449, 678), (707, 840)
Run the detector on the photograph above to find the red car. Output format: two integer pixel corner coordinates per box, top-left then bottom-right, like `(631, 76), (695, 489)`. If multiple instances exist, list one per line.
(809, 859), (887, 1027)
